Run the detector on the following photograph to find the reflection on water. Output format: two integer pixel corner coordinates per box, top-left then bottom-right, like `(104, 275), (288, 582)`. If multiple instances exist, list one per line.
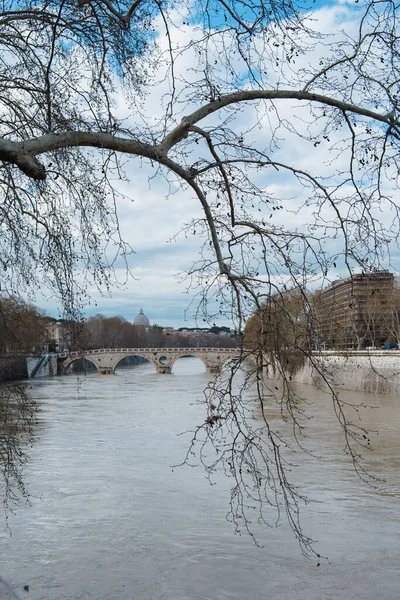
(0, 383), (37, 515)
(0, 359), (399, 600)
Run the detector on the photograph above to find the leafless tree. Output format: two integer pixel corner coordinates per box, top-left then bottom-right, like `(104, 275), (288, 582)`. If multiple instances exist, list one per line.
(383, 286), (400, 347)
(0, 296), (47, 354)
(1, 0), (400, 554)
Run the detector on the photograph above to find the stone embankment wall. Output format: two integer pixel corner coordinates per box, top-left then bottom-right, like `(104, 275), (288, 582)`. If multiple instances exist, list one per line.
(265, 351), (400, 395)
(0, 356), (28, 381)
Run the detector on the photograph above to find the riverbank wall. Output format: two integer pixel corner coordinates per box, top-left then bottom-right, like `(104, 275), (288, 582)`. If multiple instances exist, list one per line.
(262, 350), (400, 395)
(26, 354), (58, 378)
(0, 356), (28, 381)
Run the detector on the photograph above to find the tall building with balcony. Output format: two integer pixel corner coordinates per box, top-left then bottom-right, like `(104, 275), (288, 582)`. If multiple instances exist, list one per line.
(315, 271), (398, 349)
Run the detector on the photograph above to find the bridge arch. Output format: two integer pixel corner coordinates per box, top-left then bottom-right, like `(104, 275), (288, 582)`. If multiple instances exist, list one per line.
(63, 356), (99, 373)
(113, 354), (158, 373)
(169, 354), (207, 372)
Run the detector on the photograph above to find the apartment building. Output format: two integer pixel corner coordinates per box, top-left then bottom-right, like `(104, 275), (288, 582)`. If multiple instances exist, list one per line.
(315, 271), (398, 349)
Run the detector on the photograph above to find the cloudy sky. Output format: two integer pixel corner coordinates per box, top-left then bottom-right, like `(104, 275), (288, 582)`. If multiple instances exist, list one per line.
(37, 0), (399, 328)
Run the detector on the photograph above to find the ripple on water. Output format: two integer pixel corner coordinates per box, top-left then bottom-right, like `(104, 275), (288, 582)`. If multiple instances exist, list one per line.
(1, 360), (399, 600)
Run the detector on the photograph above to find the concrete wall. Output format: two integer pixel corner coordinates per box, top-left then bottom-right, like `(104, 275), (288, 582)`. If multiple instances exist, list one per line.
(264, 351), (400, 395)
(26, 354), (58, 378)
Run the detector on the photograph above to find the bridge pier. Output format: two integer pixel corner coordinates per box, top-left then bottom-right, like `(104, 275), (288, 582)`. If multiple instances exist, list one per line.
(206, 365), (220, 374)
(157, 366), (171, 374)
(99, 367), (113, 375)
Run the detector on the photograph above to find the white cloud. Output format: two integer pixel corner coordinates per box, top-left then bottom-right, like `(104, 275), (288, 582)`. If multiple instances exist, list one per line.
(37, 1), (398, 325)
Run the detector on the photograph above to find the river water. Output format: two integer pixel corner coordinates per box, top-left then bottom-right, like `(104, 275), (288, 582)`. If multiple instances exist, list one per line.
(1, 358), (399, 600)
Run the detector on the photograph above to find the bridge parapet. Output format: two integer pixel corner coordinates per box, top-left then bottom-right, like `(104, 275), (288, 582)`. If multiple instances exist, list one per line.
(58, 347), (238, 358)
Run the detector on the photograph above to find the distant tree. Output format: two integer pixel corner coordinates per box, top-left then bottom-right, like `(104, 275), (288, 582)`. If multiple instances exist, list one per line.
(146, 325), (166, 347)
(384, 288), (400, 348)
(386, 308), (400, 348)
(0, 296), (46, 355)
(244, 289), (310, 354)
(84, 314), (134, 348)
(360, 292), (385, 348)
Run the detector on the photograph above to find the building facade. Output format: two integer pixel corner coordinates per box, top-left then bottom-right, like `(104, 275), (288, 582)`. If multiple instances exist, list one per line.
(45, 321), (71, 352)
(315, 271), (399, 349)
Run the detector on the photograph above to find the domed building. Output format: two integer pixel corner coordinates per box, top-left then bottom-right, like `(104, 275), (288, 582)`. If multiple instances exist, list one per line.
(134, 308), (150, 327)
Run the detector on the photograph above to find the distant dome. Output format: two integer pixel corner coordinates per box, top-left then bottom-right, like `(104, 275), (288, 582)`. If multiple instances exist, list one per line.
(134, 308), (150, 327)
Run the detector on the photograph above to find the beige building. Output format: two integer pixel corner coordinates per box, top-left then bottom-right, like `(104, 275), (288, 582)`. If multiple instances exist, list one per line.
(315, 271), (398, 349)
(46, 321), (70, 352)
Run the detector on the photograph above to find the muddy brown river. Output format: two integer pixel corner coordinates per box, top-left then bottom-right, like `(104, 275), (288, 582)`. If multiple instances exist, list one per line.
(1, 358), (399, 599)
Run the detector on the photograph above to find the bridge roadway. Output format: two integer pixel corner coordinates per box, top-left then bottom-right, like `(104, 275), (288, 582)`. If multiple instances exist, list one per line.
(58, 347), (241, 375)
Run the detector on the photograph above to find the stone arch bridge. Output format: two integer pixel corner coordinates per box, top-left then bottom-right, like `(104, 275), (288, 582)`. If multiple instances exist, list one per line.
(58, 347), (241, 375)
